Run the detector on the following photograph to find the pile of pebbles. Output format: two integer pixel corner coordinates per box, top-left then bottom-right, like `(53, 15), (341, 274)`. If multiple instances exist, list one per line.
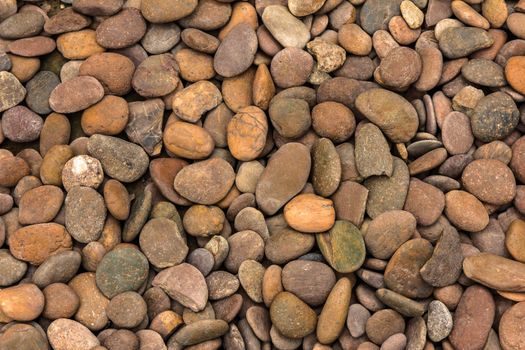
(1, 0), (525, 349)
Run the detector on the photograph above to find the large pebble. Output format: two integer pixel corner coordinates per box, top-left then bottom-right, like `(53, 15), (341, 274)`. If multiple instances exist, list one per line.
(360, 0), (401, 34)
(32, 250), (81, 288)
(139, 218), (188, 268)
(365, 210), (416, 259)
(225, 230), (264, 273)
(444, 190), (489, 232)
(463, 253), (525, 292)
(356, 89), (418, 143)
(173, 319), (229, 346)
(262, 5), (310, 48)
(355, 123), (393, 178)
(47, 319), (99, 350)
(282, 260), (335, 306)
(49, 76), (104, 114)
(87, 134), (149, 183)
(163, 121), (215, 159)
(227, 106), (268, 161)
(499, 301), (525, 350)
(270, 292), (317, 339)
(439, 27), (494, 58)
(214, 23), (258, 78)
(427, 300), (453, 342)
(126, 99), (164, 155)
(317, 277), (352, 344)
(462, 159), (516, 206)
(0, 71), (26, 112)
(96, 247), (149, 298)
(65, 186), (106, 243)
(96, 8), (146, 49)
(0, 283), (44, 321)
(256, 143), (311, 215)
(25, 70), (60, 114)
(470, 92), (519, 143)
(1, 106), (43, 143)
(152, 263), (208, 312)
(141, 0), (198, 23)
(68, 272), (109, 331)
(18, 185), (63, 225)
(132, 54), (179, 97)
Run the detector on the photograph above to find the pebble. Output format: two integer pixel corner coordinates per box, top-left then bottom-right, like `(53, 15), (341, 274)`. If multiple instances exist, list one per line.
(317, 277), (352, 344)
(270, 47), (314, 88)
(438, 27), (494, 59)
(365, 309), (405, 345)
(80, 53), (134, 96)
(163, 121), (215, 160)
(365, 210), (416, 259)
(360, 0), (401, 34)
(96, 247), (149, 298)
(331, 180), (368, 227)
(356, 89), (418, 143)
(270, 292), (317, 339)
(445, 190), (489, 232)
(18, 184), (63, 225)
(172, 320), (229, 346)
(463, 253), (525, 292)
(32, 250), (81, 288)
(25, 71), (60, 114)
(400, 0), (423, 29)
(282, 260), (335, 306)
(404, 178), (444, 226)
(173, 81), (221, 123)
(441, 111), (474, 155)
(269, 97), (311, 138)
(132, 54), (179, 98)
(142, 23), (181, 54)
(499, 301), (525, 350)
(96, 8), (146, 49)
(42, 283), (80, 320)
(347, 304), (371, 338)
(317, 220), (366, 273)
(65, 186), (106, 243)
(214, 23), (257, 78)
(262, 5), (310, 48)
(0, 283), (44, 321)
(338, 23), (373, 56)
(384, 239), (434, 299)
(505, 56), (525, 96)
(462, 159), (516, 205)
(47, 319), (100, 350)
(107, 291), (147, 328)
(376, 47), (422, 89)
(461, 58), (506, 87)
(449, 285), (495, 350)
(49, 76), (104, 114)
(0, 249), (26, 286)
(0, 11), (44, 39)
(239, 259), (265, 302)
(141, 0), (198, 23)
(284, 194), (335, 233)
(0, 323), (48, 350)
(87, 134), (149, 183)
(355, 123), (393, 178)
(0, 71), (26, 112)
(139, 217), (188, 268)
(427, 300), (453, 342)
(375, 289), (426, 317)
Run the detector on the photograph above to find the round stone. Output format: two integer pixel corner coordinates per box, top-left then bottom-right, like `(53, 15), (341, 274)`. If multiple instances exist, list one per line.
(227, 106), (268, 161)
(132, 53), (180, 97)
(262, 5), (310, 48)
(269, 97), (311, 138)
(444, 190), (489, 232)
(42, 283), (80, 320)
(32, 250), (81, 288)
(65, 186), (106, 243)
(471, 92), (519, 143)
(462, 159), (516, 205)
(79, 53), (135, 96)
(377, 47), (422, 89)
(0, 283), (44, 321)
(270, 48), (314, 88)
(25, 71), (60, 114)
(163, 121), (215, 160)
(1, 106), (43, 142)
(214, 23), (257, 78)
(427, 300), (453, 342)
(49, 76), (104, 114)
(505, 56), (525, 95)
(365, 210), (416, 259)
(47, 319), (100, 350)
(282, 260), (335, 306)
(365, 309), (405, 345)
(225, 230), (265, 273)
(95, 8), (146, 49)
(499, 301), (525, 350)
(106, 291), (147, 328)
(270, 291), (317, 339)
(139, 217), (188, 268)
(62, 155), (104, 191)
(461, 58), (506, 87)
(96, 247), (149, 298)
(18, 184), (64, 225)
(81, 96), (129, 136)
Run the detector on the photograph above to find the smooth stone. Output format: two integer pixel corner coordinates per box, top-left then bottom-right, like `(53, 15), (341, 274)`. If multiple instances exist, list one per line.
(365, 210), (416, 260)
(0, 249), (27, 286)
(149, 158), (190, 206)
(473, 141), (512, 164)
(438, 27), (494, 59)
(8, 36), (56, 57)
(444, 190), (489, 232)
(365, 309), (406, 345)
(449, 285), (495, 350)
(153, 263), (208, 312)
(132, 53), (179, 97)
(471, 92), (519, 143)
(79, 52), (135, 96)
(355, 123), (393, 178)
(174, 158), (235, 205)
(441, 111), (474, 155)
(463, 253), (525, 292)
(347, 304), (371, 338)
(269, 97), (311, 138)
(61, 155), (104, 191)
(364, 157), (410, 219)
(262, 5), (310, 48)
(376, 47), (422, 89)
(106, 291), (147, 328)
(403, 179), (444, 226)
(317, 220), (365, 273)
(87, 134), (149, 183)
(141, 23), (181, 54)
(47, 319), (100, 350)
(44, 7), (92, 34)
(141, 0), (198, 23)
(187, 248), (214, 277)
(375, 289), (426, 317)
(427, 300), (453, 342)
(172, 81), (222, 123)
(25, 70), (60, 114)
(462, 159), (516, 206)
(178, 0), (232, 31)
(65, 186), (106, 243)
(499, 301), (525, 350)
(239, 259), (265, 303)
(49, 76), (104, 113)
(214, 23), (257, 78)
(405, 317), (427, 350)
(0, 324), (48, 350)
(173, 320), (229, 346)
(265, 227), (315, 264)
(284, 193), (335, 233)
(9, 223), (72, 265)
(95, 247), (149, 298)
(0, 11), (44, 39)
(18, 185), (64, 225)
(95, 8), (146, 49)
(461, 58), (506, 87)
(360, 0), (402, 34)
(282, 260), (335, 306)
(270, 292), (317, 339)
(331, 180), (368, 227)
(317, 278), (352, 344)
(384, 239), (434, 299)
(0, 71), (26, 112)
(1, 106), (43, 143)
(139, 218), (188, 268)
(409, 148), (448, 175)
(255, 142), (311, 215)
(355, 88), (418, 143)
(32, 250), (81, 288)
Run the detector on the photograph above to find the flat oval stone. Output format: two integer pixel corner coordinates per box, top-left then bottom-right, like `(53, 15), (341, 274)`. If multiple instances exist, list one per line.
(438, 27), (494, 59)
(364, 157), (410, 218)
(365, 309), (406, 345)
(172, 80), (222, 123)
(282, 260), (336, 306)
(255, 142), (311, 215)
(87, 134), (149, 183)
(8, 36), (56, 57)
(227, 106), (268, 161)
(284, 194), (335, 233)
(95, 8), (146, 49)
(178, 0), (232, 31)
(375, 288), (426, 317)
(0, 323), (48, 350)
(444, 190), (489, 232)
(153, 263), (208, 312)
(174, 158), (234, 205)
(356, 88), (418, 143)
(317, 277), (352, 344)
(0, 11), (44, 39)
(365, 210), (416, 259)
(9, 223), (72, 265)
(262, 5), (310, 48)
(317, 220), (365, 273)
(403, 178), (445, 226)
(141, 0), (198, 23)
(0, 71), (26, 112)
(270, 291), (317, 339)
(505, 56), (525, 96)
(79, 53), (135, 96)
(173, 319), (229, 346)
(65, 186), (106, 243)
(32, 250), (81, 288)
(68, 272), (109, 331)
(473, 140), (512, 164)
(47, 319), (100, 350)
(44, 7), (92, 34)
(214, 23), (257, 78)
(49, 76), (104, 114)
(420, 225), (463, 287)
(139, 218), (188, 268)
(347, 304), (371, 338)
(1, 106), (43, 142)
(463, 253), (525, 292)
(462, 159), (516, 205)
(441, 111), (474, 155)
(96, 247), (149, 298)
(239, 259), (265, 303)
(384, 238), (434, 299)
(449, 285), (494, 350)
(225, 230), (264, 273)
(355, 123), (393, 179)
(73, 0), (124, 16)
(206, 271), (240, 300)
(461, 58), (506, 87)
(360, 0), (402, 34)
(18, 185), (64, 225)
(269, 97), (311, 138)
(164, 121), (215, 159)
